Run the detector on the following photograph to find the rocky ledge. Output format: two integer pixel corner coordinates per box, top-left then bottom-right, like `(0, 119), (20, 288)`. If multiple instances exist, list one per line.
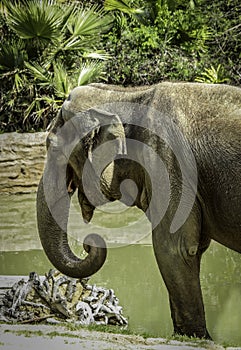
(0, 132), (47, 193)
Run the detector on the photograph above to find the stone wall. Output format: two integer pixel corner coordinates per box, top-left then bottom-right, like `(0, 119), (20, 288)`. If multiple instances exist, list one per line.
(0, 132), (47, 193)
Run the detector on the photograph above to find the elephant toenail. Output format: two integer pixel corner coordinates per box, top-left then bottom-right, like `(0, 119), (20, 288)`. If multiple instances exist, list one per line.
(188, 246), (198, 256)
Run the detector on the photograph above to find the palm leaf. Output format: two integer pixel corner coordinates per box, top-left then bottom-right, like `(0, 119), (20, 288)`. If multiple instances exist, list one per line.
(62, 36), (94, 51)
(104, 0), (143, 15)
(5, 0), (63, 43)
(52, 61), (71, 98)
(77, 61), (105, 86)
(83, 50), (111, 61)
(0, 40), (27, 71)
(67, 5), (113, 37)
(195, 65), (229, 84)
(14, 72), (27, 92)
(25, 61), (51, 86)
(104, 0), (146, 25)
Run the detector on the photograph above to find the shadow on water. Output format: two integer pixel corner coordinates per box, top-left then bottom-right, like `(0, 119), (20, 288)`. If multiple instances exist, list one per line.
(0, 193), (241, 345)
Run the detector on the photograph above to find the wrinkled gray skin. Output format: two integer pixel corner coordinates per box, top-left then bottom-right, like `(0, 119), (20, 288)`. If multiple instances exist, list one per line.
(37, 82), (241, 339)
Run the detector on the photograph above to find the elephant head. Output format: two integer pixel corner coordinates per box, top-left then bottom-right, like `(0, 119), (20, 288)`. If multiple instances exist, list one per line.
(37, 98), (126, 278)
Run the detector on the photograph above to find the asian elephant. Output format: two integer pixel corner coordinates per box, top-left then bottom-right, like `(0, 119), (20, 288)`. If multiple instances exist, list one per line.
(37, 82), (241, 339)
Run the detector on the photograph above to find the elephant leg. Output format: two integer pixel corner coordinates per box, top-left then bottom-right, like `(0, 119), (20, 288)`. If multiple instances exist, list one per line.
(152, 208), (211, 339)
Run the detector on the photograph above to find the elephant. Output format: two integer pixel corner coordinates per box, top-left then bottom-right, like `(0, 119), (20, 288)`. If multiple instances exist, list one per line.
(37, 82), (241, 339)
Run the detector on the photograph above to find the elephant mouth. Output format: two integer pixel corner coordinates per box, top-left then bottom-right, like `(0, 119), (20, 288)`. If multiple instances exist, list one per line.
(67, 179), (75, 194)
(67, 160), (119, 224)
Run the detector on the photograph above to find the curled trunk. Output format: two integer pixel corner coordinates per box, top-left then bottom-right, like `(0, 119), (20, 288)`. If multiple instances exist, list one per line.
(37, 177), (107, 279)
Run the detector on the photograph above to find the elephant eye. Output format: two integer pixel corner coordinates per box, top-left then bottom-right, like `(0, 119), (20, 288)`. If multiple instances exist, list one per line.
(92, 128), (101, 147)
(81, 127), (102, 158)
(82, 135), (91, 153)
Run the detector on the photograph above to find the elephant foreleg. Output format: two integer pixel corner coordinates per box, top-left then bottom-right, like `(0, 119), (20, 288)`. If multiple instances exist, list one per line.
(152, 209), (211, 339)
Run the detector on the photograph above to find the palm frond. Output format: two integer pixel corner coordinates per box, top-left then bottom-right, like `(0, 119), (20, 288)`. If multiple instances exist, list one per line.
(195, 64), (229, 84)
(25, 61), (51, 86)
(104, 0), (143, 15)
(67, 5), (113, 37)
(83, 50), (111, 61)
(23, 95), (63, 124)
(77, 61), (105, 86)
(61, 35), (111, 55)
(5, 0), (63, 43)
(52, 61), (71, 98)
(62, 36), (94, 51)
(0, 40), (27, 72)
(14, 72), (27, 91)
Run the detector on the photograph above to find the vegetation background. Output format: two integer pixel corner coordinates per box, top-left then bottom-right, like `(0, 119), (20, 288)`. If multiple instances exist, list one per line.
(0, 0), (240, 132)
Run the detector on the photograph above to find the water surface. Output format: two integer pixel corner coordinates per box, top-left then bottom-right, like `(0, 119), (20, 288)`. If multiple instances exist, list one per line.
(0, 193), (240, 345)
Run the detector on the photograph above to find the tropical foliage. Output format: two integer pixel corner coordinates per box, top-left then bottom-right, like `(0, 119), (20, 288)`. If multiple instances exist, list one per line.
(102, 0), (240, 85)
(0, 0), (112, 131)
(0, 0), (240, 132)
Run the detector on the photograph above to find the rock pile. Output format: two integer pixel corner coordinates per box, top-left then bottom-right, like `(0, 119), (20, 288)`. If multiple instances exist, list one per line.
(0, 270), (128, 327)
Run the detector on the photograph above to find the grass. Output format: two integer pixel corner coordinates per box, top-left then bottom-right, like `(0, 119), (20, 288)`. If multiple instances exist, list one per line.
(4, 328), (82, 340)
(4, 329), (44, 338)
(3, 324), (157, 341)
(165, 334), (213, 349)
(3, 323), (241, 348)
(64, 322), (134, 335)
(2, 325), (209, 348)
(62, 322), (160, 339)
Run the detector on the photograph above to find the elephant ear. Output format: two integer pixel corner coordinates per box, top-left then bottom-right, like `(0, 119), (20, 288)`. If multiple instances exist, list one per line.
(86, 108), (127, 163)
(49, 100), (127, 172)
(61, 106), (127, 164)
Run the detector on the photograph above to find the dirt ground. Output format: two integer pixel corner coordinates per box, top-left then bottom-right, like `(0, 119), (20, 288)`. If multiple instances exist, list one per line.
(1, 323), (240, 350)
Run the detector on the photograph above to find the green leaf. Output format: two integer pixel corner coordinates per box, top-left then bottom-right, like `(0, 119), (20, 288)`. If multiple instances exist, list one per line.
(83, 50), (111, 61)
(195, 64), (229, 84)
(5, 0), (63, 43)
(77, 61), (105, 86)
(104, 0), (143, 15)
(23, 99), (39, 122)
(0, 40), (27, 71)
(52, 61), (71, 98)
(62, 36), (94, 51)
(14, 72), (25, 92)
(25, 61), (51, 85)
(67, 5), (113, 37)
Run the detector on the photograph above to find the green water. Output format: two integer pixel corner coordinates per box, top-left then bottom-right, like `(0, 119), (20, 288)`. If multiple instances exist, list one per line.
(0, 193), (241, 345)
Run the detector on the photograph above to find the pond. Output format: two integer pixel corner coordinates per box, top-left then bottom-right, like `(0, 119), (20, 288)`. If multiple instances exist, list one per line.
(0, 193), (241, 346)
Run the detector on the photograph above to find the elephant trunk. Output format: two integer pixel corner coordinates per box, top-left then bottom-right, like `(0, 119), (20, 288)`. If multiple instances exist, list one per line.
(36, 177), (107, 279)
